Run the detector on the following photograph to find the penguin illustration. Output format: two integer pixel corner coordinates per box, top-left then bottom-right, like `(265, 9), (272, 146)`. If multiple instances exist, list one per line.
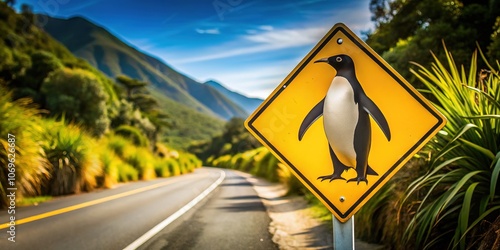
(298, 54), (391, 184)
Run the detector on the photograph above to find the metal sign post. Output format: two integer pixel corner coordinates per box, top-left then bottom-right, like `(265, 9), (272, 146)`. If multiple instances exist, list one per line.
(333, 215), (354, 249)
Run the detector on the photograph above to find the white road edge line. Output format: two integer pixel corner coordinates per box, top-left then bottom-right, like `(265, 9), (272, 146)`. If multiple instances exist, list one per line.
(123, 169), (226, 250)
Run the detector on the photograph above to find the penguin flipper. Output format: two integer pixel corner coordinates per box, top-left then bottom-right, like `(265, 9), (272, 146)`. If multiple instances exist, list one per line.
(298, 98), (325, 141)
(359, 94), (391, 141)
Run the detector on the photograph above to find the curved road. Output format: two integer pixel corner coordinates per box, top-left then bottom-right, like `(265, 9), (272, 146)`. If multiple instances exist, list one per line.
(0, 168), (277, 250)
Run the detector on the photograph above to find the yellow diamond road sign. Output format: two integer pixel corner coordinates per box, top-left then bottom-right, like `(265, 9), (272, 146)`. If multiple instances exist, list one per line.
(244, 23), (446, 222)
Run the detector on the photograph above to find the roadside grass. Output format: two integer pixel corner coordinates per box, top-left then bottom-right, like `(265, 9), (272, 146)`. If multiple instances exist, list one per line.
(303, 192), (333, 227)
(97, 144), (121, 188)
(17, 196), (53, 207)
(154, 158), (172, 178)
(400, 47), (500, 249)
(353, 47), (500, 249)
(123, 146), (156, 181)
(0, 86), (49, 207)
(0, 96), (203, 207)
(41, 119), (101, 196)
(114, 125), (149, 147)
(167, 158), (181, 176)
(117, 163), (139, 182)
(209, 147), (305, 196)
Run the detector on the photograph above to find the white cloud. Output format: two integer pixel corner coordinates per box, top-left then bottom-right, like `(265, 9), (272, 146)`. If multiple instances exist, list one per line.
(259, 25), (274, 31)
(137, 1), (375, 98)
(195, 28), (221, 35)
(244, 26), (326, 46)
(176, 26), (328, 63)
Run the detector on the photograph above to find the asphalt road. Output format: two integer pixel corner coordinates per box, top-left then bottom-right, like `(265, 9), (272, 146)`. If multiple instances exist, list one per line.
(0, 168), (277, 250)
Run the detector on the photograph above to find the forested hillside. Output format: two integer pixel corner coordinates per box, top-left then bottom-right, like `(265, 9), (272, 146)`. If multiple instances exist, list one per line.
(0, 1), (202, 207)
(41, 15), (249, 120)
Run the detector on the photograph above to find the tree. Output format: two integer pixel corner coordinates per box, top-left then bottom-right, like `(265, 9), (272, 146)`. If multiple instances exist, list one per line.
(24, 50), (63, 90)
(115, 75), (160, 112)
(189, 117), (260, 161)
(114, 75), (166, 146)
(0, 46), (15, 78)
(41, 68), (110, 137)
(20, 3), (34, 25)
(366, 0), (500, 86)
(110, 99), (134, 128)
(488, 17), (500, 60)
(116, 75), (148, 101)
(4, 0), (15, 7)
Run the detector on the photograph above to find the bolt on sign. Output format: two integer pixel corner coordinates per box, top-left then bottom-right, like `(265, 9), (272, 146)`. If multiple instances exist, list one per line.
(245, 23), (446, 222)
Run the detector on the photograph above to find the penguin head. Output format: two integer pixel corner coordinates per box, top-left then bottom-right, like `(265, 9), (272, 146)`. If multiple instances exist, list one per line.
(314, 54), (354, 72)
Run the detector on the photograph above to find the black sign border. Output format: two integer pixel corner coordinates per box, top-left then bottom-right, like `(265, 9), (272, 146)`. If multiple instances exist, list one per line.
(247, 24), (445, 219)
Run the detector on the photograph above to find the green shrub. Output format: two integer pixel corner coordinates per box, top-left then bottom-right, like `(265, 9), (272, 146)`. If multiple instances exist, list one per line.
(354, 157), (426, 246)
(240, 150), (258, 172)
(97, 145), (120, 188)
(176, 155), (188, 174)
(106, 134), (130, 156)
(206, 155), (215, 166)
(0, 87), (49, 207)
(166, 158), (181, 176)
(117, 162), (139, 182)
(123, 146), (156, 180)
(41, 67), (110, 137)
(257, 151), (279, 182)
(155, 142), (170, 158)
(26, 50), (63, 88)
(174, 152), (201, 174)
(210, 147), (283, 184)
(277, 163), (304, 195)
(103, 133), (145, 183)
(115, 125), (149, 147)
(229, 153), (242, 170)
(41, 119), (100, 195)
(212, 155), (232, 169)
(401, 48), (500, 249)
(181, 152), (202, 172)
(249, 148), (266, 177)
(355, 178), (397, 243)
(153, 158), (171, 178)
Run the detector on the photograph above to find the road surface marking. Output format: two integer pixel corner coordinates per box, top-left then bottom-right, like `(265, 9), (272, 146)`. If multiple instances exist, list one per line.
(0, 175), (201, 230)
(123, 169), (226, 250)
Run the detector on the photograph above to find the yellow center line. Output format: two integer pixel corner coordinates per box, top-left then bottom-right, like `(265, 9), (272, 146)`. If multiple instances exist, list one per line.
(0, 175), (199, 229)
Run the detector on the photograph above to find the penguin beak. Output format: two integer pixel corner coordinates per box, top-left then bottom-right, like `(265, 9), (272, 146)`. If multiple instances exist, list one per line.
(314, 58), (328, 63)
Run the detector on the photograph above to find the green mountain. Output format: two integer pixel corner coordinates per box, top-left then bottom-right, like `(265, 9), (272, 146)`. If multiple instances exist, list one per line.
(41, 15), (248, 120)
(149, 90), (225, 149)
(204, 80), (263, 114)
(0, 3), (225, 149)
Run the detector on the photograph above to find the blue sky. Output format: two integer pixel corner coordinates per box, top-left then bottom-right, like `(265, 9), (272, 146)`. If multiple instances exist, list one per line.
(18, 0), (373, 98)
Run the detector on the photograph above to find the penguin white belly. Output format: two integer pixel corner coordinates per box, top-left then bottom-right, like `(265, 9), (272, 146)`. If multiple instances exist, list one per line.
(323, 76), (358, 167)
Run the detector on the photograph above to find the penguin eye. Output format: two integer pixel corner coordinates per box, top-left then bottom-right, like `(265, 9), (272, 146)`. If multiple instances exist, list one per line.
(336, 57), (342, 62)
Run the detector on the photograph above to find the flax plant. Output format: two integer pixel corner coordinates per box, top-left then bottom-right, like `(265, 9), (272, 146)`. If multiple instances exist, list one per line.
(402, 47), (500, 249)
(0, 86), (49, 206)
(41, 119), (101, 195)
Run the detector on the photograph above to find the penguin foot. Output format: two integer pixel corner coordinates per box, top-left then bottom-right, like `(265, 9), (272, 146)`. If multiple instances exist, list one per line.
(347, 177), (368, 185)
(317, 174), (345, 182)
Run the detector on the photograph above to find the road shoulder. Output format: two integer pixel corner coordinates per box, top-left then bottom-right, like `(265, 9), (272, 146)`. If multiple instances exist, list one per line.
(238, 171), (384, 250)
